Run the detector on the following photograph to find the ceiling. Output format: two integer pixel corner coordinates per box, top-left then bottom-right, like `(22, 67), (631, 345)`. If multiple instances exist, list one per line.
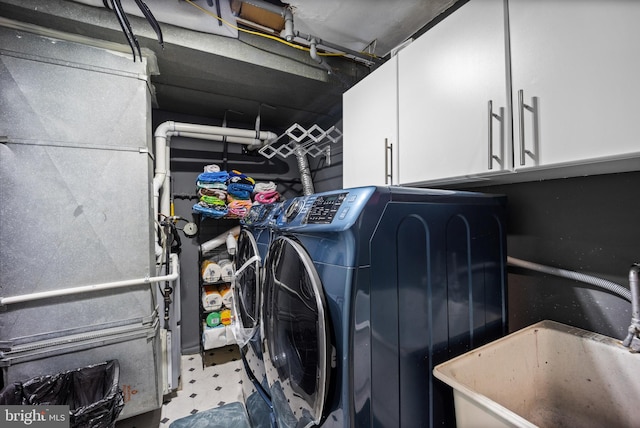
(0, 0), (457, 134)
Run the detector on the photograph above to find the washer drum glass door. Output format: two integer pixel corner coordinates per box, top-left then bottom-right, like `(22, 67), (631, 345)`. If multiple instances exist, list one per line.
(262, 236), (330, 428)
(235, 230), (261, 341)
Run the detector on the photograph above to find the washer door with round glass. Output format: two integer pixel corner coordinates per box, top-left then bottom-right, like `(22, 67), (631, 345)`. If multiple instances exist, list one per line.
(234, 229), (262, 346)
(262, 236), (330, 428)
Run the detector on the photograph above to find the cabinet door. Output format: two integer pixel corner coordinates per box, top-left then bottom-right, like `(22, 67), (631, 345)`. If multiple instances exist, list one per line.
(398, 0), (509, 185)
(510, 0), (640, 169)
(343, 56), (398, 188)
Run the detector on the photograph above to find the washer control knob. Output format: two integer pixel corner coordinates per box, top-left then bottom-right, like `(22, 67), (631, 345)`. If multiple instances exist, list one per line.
(284, 199), (304, 222)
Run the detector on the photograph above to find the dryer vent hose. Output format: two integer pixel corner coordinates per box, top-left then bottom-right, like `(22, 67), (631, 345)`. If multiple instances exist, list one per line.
(295, 143), (315, 196)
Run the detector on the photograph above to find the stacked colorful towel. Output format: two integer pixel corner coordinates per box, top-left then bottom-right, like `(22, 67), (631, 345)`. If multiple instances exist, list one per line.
(192, 166), (257, 219)
(226, 170), (255, 218)
(193, 170), (230, 219)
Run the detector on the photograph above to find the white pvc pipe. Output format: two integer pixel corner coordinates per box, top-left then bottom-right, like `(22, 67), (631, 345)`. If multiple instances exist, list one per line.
(200, 225), (241, 253)
(284, 8), (294, 41)
(152, 121), (277, 226)
(226, 231), (237, 256)
(0, 254), (180, 307)
(157, 122), (277, 141)
(162, 143), (171, 218)
(153, 132), (168, 220)
(175, 132), (265, 149)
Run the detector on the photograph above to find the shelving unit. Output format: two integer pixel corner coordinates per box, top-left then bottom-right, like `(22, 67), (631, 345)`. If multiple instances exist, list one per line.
(195, 216), (240, 357)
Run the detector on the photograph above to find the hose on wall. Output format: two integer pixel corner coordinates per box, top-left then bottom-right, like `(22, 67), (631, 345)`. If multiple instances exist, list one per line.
(507, 256), (631, 302)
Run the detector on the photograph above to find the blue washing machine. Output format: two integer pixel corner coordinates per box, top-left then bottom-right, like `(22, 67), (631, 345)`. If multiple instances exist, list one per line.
(261, 186), (508, 427)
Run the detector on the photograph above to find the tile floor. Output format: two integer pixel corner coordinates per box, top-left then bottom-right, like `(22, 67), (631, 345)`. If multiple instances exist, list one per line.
(115, 345), (244, 428)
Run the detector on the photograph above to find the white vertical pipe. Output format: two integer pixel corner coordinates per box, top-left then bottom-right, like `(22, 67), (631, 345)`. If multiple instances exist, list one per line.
(283, 8), (294, 41)
(153, 133), (168, 220)
(161, 144), (171, 219)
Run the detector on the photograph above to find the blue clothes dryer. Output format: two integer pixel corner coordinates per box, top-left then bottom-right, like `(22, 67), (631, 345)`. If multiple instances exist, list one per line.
(236, 202), (280, 428)
(261, 186), (508, 427)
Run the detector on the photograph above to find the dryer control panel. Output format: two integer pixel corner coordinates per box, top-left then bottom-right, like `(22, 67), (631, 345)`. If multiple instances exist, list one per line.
(274, 186), (378, 232)
(305, 192), (347, 224)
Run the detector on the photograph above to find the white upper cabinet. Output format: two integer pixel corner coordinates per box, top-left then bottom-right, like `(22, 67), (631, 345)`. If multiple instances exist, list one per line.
(342, 0), (640, 187)
(510, 0), (640, 170)
(343, 56), (398, 188)
(397, 0), (509, 185)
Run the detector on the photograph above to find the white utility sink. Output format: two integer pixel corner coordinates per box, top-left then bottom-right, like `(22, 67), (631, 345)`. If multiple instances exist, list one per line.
(434, 320), (640, 428)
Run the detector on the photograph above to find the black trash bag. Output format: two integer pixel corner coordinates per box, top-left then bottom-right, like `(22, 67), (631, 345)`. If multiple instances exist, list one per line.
(0, 360), (125, 428)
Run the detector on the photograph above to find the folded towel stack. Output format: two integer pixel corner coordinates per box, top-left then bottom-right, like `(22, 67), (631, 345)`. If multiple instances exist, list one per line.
(192, 167), (256, 219)
(228, 198), (253, 218)
(252, 181), (282, 205)
(193, 170), (229, 219)
(225, 170), (255, 219)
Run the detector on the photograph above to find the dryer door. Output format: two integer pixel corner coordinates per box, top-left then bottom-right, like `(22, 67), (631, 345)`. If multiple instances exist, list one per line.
(234, 229), (261, 340)
(262, 236), (330, 428)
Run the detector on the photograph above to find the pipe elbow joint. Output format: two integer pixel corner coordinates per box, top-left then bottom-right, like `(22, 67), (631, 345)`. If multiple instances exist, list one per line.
(154, 121), (175, 138)
(309, 39), (320, 63)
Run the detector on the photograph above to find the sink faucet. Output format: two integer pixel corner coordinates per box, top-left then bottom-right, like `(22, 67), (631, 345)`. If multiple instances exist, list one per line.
(622, 263), (640, 351)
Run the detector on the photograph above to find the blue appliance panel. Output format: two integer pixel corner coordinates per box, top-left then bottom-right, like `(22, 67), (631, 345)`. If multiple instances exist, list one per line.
(262, 186), (507, 428)
(365, 197), (507, 427)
